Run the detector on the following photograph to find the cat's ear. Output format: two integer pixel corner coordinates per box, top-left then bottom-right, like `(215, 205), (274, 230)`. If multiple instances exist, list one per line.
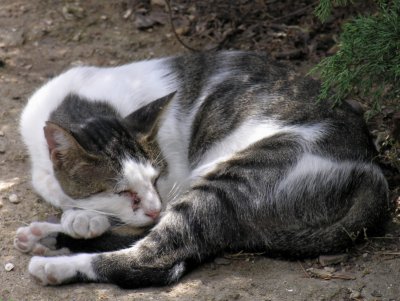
(43, 122), (87, 168)
(123, 91), (176, 137)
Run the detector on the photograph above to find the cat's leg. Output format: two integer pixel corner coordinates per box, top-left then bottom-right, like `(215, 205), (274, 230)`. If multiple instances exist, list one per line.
(60, 209), (111, 239)
(14, 222), (70, 256)
(15, 221), (144, 255)
(14, 209), (111, 256)
(54, 231), (145, 253)
(28, 187), (236, 287)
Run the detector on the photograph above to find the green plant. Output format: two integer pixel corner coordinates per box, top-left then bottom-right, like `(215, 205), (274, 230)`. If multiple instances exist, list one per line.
(312, 0), (400, 110)
(314, 0), (353, 22)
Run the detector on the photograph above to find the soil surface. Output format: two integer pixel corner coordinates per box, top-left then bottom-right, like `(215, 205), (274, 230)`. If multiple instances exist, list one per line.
(0, 1), (399, 301)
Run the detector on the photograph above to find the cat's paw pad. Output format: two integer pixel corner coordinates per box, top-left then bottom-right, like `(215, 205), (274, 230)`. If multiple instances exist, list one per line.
(61, 210), (110, 239)
(14, 222), (69, 256)
(29, 256), (72, 285)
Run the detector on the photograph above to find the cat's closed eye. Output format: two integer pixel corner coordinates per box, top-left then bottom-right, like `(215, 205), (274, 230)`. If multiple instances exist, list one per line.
(117, 190), (141, 209)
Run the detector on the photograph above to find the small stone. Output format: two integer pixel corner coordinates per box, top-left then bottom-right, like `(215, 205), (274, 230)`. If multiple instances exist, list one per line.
(0, 199), (3, 208)
(0, 130), (4, 136)
(362, 253), (368, 258)
(214, 257), (231, 265)
(0, 28), (25, 47)
(349, 289), (361, 299)
(123, 8), (133, 19)
(4, 263), (14, 271)
(8, 193), (19, 204)
(62, 4), (85, 20)
(371, 290), (382, 297)
(323, 266), (335, 273)
(0, 140), (6, 153)
(151, 0), (166, 7)
(319, 254), (348, 266)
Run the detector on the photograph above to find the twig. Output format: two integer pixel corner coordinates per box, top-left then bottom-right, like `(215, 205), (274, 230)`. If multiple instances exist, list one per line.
(376, 252), (400, 255)
(298, 261), (311, 278)
(270, 1), (319, 23)
(164, 0), (200, 52)
(369, 236), (400, 239)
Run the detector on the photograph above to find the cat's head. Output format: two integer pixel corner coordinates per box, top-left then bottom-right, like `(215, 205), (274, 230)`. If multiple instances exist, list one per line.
(43, 92), (175, 227)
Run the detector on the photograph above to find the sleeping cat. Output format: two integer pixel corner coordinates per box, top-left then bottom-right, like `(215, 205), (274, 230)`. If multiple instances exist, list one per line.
(16, 51), (389, 288)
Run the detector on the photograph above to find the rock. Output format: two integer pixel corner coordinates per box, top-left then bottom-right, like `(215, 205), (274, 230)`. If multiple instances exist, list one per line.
(62, 4), (85, 20)
(349, 289), (361, 299)
(123, 9), (133, 19)
(214, 257), (231, 265)
(319, 254), (348, 266)
(0, 199), (3, 208)
(371, 290), (382, 297)
(4, 263), (14, 271)
(0, 28), (25, 48)
(323, 267), (335, 273)
(8, 193), (19, 204)
(151, 0), (166, 7)
(0, 140), (5, 153)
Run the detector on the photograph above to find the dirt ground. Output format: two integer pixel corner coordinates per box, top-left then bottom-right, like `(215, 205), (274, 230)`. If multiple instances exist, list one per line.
(0, 1), (399, 300)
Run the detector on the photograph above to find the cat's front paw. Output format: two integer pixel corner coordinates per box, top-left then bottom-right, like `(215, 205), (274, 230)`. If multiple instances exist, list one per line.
(14, 222), (70, 256)
(61, 210), (111, 239)
(29, 256), (74, 285)
(29, 254), (96, 286)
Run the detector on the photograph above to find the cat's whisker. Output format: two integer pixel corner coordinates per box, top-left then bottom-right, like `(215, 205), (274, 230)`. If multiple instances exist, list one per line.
(166, 182), (181, 203)
(61, 203), (122, 219)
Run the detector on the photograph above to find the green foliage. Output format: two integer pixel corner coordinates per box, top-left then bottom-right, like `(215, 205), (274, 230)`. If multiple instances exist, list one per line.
(314, 0), (353, 22)
(312, 0), (400, 110)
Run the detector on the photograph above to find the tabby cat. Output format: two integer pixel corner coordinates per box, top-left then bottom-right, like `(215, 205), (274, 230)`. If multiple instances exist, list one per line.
(15, 51), (389, 288)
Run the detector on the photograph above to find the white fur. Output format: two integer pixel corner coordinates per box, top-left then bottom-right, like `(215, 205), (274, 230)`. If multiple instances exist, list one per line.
(190, 120), (327, 180)
(276, 153), (353, 197)
(121, 159), (162, 216)
(14, 222), (70, 256)
(21, 58), (176, 210)
(65, 192), (156, 228)
(29, 254), (97, 285)
(156, 70), (233, 200)
(61, 209), (111, 238)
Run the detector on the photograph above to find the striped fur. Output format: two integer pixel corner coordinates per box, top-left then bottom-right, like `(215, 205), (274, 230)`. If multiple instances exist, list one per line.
(19, 51), (389, 288)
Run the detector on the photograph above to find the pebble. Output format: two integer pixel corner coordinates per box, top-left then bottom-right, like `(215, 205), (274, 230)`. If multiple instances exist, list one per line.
(8, 193), (19, 204)
(323, 266), (335, 273)
(0, 199), (3, 208)
(0, 140), (5, 153)
(4, 263), (14, 271)
(0, 28), (25, 47)
(214, 257), (231, 265)
(349, 289), (361, 299)
(319, 254), (348, 266)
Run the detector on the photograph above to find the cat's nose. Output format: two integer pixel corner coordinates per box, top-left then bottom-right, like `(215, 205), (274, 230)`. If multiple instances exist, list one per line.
(145, 210), (160, 220)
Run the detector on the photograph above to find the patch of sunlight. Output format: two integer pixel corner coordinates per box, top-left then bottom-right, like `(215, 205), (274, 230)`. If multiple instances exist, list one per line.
(0, 177), (20, 191)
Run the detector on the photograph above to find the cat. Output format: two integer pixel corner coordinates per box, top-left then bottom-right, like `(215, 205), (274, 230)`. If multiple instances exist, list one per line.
(16, 51), (389, 288)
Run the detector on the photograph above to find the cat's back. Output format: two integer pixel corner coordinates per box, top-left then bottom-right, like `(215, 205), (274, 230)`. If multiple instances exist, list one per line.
(162, 51), (376, 166)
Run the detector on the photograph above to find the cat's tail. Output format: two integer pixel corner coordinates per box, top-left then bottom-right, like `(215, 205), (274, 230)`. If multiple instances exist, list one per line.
(271, 161), (390, 257)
